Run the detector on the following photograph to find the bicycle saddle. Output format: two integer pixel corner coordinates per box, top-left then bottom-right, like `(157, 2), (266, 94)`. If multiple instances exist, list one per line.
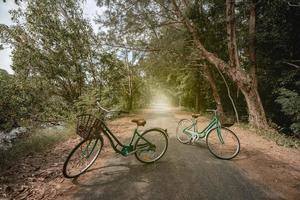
(191, 114), (201, 118)
(131, 119), (146, 126)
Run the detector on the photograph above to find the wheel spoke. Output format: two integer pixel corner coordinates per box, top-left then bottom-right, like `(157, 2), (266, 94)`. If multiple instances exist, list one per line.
(176, 119), (193, 144)
(135, 129), (168, 163)
(63, 138), (102, 178)
(206, 127), (240, 160)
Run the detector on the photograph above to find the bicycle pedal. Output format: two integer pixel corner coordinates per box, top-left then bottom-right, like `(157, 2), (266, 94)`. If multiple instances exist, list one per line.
(191, 137), (197, 143)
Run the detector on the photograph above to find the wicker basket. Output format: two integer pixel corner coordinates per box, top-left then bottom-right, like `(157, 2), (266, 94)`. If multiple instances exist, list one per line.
(76, 114), (103, 139)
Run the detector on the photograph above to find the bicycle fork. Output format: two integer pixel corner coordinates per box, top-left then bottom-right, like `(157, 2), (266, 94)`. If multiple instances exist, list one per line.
(216, 127), (225, 144)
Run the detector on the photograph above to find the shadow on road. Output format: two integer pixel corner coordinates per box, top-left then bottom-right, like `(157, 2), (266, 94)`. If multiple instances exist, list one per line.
(58, 108), (276, 200)
(68, 136), (271, 200)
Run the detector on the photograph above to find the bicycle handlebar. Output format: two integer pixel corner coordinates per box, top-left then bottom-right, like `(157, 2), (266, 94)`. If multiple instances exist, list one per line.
(206, 109), (218, 116)
(97, 102), (116, 113)
(99, 105), (110, 113)
(97, 103), (129, 119)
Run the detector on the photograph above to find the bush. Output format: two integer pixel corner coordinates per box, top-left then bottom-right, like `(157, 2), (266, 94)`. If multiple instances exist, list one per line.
(0, 70), (72, 131)
(0, 70), (31, 131)
(0, 123), (75, 170)
(275, 87), (300, 136)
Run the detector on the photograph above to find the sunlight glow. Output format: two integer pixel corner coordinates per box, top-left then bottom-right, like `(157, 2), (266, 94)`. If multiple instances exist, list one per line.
(149, 90), (173, 111)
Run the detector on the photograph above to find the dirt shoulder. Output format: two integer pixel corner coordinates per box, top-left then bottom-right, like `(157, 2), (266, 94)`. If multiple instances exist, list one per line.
(231, 126), (300, 200)
(174, 110), (300, 200)
(0, 114), (139, 200)
(1, 110), (299, 200)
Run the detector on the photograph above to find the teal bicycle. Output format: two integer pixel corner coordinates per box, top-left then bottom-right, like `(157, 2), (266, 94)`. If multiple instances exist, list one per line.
(176, 109), (240, 160)
(63, 108), (168, 178)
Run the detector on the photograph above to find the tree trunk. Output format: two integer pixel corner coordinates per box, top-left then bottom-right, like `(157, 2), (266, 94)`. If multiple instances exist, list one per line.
(249, 0), (257, 87)
(127, 94), (133, 110)
(171, 0), (268, 129)
(195, 92), (199, 111)
(203, 64), (225, 121)
(204, 50), (268, 128)
(125, 51), (134, 111)
(244, 0), (267, 127)
(239, 84), (267, 127)
(195, 69), (202, 112)
(226, 0), (240, 68)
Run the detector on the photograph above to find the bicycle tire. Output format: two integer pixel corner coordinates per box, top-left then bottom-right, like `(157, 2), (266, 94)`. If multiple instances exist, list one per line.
(63, 137), (103, 178)
(176, 119), (193, 144)
(206, 127), (240, 160)
(134, 128), (168, 163)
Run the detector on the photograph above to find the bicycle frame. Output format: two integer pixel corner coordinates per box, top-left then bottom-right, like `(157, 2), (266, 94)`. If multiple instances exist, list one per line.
(183, 115), (224, 142)
(81, 140), (99, 158)
(99, 121), (154, 156)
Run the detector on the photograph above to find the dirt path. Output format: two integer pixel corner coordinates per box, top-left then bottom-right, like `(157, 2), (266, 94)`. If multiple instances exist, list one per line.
(1, 107), (299, 199)
(174, 109), (300, 200)
(56, 107), (300, 200)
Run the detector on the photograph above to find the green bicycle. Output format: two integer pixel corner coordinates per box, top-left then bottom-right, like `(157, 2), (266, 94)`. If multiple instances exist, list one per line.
(63, 108), (168, 178)
(176, 109), (240, 160)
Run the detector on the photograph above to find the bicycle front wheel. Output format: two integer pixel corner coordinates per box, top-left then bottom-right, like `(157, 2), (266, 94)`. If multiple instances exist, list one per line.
(134, 128), (168, 163)
(176, 119), (193, 144)
(63, 138), (103, 178)
(206, 127), (240, 160)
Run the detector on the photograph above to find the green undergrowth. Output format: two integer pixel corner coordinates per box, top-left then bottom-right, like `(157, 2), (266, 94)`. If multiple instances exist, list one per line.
(237, 123), (300, 149)
(257, 129), (300, 149)
(0, 123), (75, 171)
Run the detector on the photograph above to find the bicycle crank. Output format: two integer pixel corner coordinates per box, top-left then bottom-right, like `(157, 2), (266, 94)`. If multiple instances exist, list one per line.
(191, 135), (200, 143)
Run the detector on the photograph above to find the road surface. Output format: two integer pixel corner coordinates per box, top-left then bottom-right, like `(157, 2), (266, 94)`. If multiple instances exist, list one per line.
(60, 107), (276, 200)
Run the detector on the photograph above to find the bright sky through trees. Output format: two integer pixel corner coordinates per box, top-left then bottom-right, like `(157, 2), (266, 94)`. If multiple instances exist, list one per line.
(0, 0), (102, 74)
(150, 90), (173, 111)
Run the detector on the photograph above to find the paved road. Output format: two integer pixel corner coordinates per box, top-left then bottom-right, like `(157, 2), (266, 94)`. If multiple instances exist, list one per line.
(63, 107), (274, 200)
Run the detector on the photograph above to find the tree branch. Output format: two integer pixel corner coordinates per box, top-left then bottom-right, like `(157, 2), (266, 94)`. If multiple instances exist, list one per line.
(103, 43), (161, 52)
(282, 61), (300, 69)
(288, 2), (300, 7)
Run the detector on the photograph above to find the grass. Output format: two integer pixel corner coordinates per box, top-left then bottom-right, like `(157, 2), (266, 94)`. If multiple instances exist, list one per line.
(0, 122), (75, 171)
(257, 129), (300, 149)
(236, 123), (300, 149)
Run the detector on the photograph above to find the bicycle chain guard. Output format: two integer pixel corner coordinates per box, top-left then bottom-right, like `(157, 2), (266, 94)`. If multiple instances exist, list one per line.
(121, 145), (134, 156)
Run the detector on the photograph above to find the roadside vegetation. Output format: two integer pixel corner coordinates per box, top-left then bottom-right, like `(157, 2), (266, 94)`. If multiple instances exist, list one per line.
(0, 123), (75, 170)
(0, 0), (299, 157)
(236, 123), (300, 148)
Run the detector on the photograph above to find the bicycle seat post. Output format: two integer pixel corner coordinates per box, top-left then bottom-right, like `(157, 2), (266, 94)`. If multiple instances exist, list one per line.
(213, 110), (217, 117)
(206, 109), (218, 117)
(193, 117), (199, 126)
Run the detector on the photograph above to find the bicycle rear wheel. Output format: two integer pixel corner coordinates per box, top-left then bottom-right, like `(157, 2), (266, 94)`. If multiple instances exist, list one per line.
(63, 137), (103, 178)
(134, 128), (168, 163)
(206, 127), (240, 160)
(176, 119), (193, 144)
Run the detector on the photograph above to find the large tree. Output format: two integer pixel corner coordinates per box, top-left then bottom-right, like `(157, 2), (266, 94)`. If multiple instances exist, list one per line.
(1, 0), (98, 103)
(97, 0), (268, 128)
